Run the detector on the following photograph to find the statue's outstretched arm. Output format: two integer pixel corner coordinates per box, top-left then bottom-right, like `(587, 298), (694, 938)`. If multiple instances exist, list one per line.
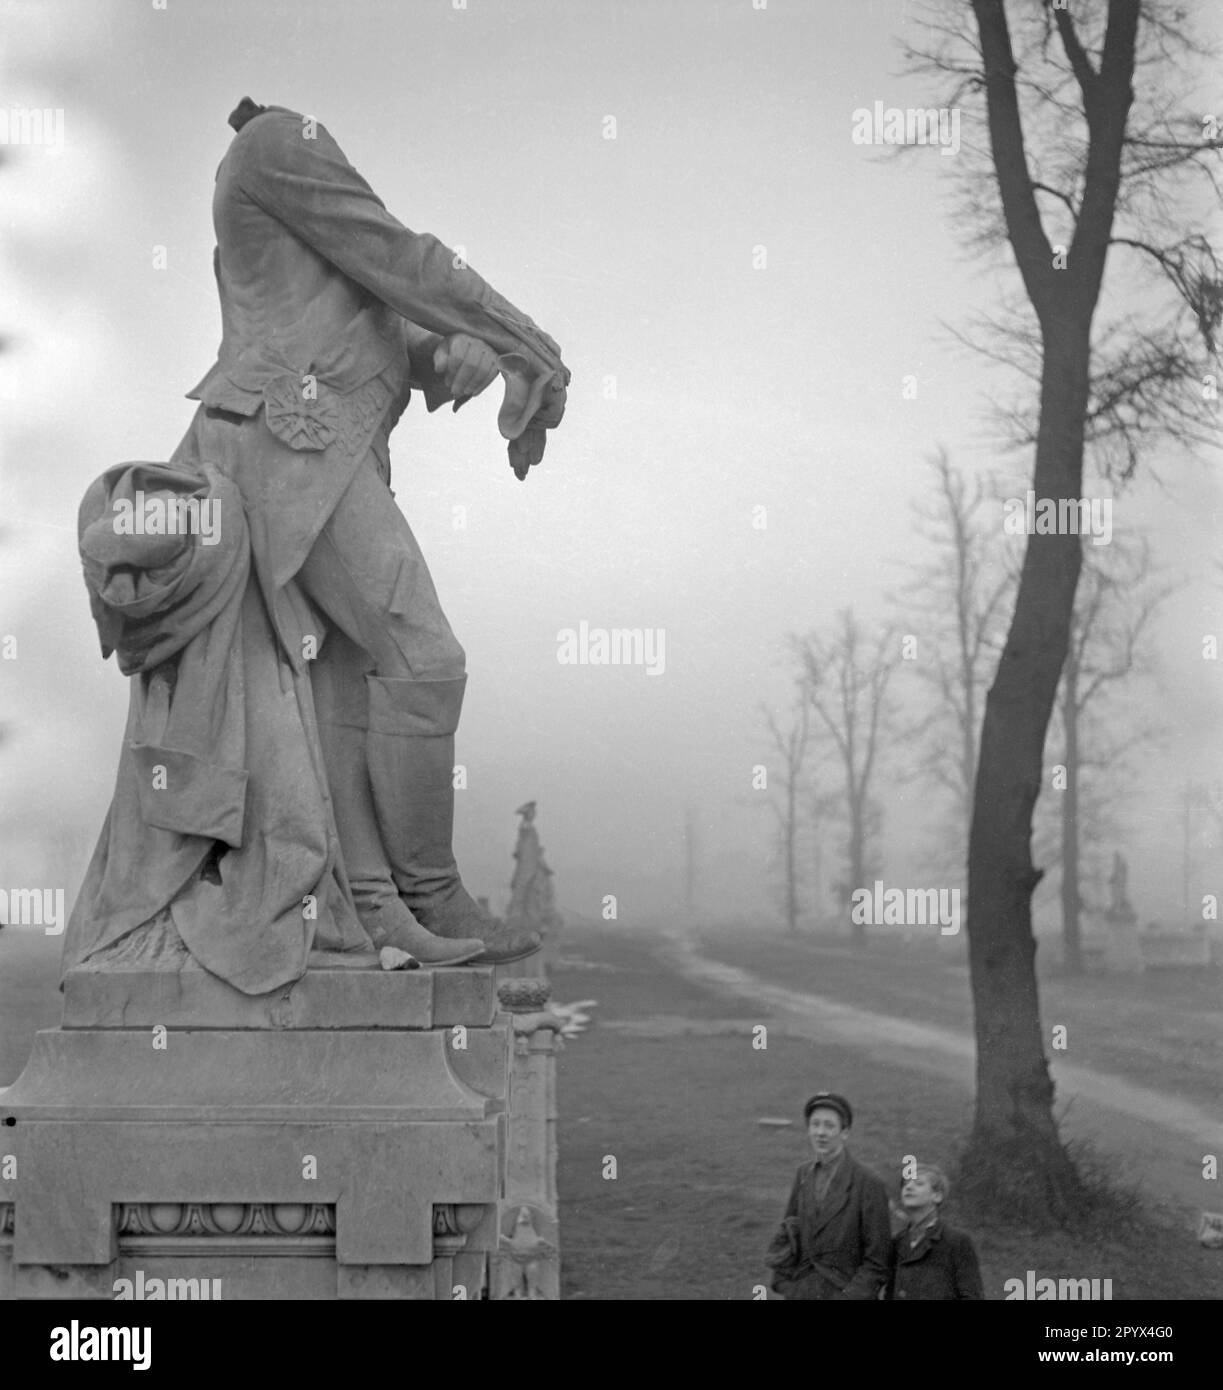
(233, 112), (568, 387)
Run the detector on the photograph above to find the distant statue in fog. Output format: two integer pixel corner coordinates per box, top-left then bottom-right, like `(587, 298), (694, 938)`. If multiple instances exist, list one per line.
(507, 801), (562, 938)
(1105, 851), (1137, 927)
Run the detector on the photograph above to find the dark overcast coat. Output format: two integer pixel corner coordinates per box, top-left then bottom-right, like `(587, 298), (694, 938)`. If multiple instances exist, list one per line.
(887, 1219), (984, 1300)
(766, 1153), (893, 1300)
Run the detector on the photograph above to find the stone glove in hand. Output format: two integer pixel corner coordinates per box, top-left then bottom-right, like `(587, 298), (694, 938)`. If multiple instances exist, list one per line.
(433, 337), (568, 480)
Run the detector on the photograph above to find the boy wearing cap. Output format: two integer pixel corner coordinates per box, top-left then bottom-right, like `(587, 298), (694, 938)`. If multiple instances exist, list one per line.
(765, 1092), (893, 1300)
(886, 1163), (984, 1300)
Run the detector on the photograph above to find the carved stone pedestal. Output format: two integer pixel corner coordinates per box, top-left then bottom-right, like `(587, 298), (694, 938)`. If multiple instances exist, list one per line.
(490, 978), (563, 1300)
(0, 958), (511, 1300)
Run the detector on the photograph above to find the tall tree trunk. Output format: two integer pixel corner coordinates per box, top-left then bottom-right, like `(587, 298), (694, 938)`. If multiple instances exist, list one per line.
(848, 794), (866, 945)
(812, 832), (823, 924)
(962, 668), (978, 852)
(1060, 648), (1084, 973)
(964, 0), (1137, 1217)
(785, 775), (798, 936)
(966, 324), (1090, 1202)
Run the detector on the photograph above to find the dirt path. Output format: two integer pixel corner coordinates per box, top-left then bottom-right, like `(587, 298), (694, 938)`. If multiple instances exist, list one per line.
(660, 932), (1218, 1226)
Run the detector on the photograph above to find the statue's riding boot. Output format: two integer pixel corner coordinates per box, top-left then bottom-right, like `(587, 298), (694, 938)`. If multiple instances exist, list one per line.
(318, 717), (485, 967)
(366, 674), (542, 965)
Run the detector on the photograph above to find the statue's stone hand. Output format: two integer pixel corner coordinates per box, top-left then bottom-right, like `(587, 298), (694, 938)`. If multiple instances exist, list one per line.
(433, 334), (500, 400)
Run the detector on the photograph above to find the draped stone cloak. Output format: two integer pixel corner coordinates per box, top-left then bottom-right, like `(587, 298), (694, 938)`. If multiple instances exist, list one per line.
(64, 106), (569, 994)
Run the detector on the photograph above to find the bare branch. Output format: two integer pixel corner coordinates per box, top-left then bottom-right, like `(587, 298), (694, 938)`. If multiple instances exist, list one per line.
(971, 0), (1056, 308)
(1050, 2), (1099, 106)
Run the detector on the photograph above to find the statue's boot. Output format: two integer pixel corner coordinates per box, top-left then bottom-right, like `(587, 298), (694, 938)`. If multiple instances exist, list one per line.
(366, 674), (542, 966)
(319, 717), (485, 967)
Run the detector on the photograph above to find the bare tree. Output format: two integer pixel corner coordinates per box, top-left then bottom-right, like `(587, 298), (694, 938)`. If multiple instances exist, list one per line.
(796, 610), (898, 943)
(1052, 539), (1172, 971)
(906, 0), (1221, 1214)
(760, 694), (811, 936)
(1177, 778), (1220, 924)
(806, 780), (841, 927)
(902, 449), (1016, 862)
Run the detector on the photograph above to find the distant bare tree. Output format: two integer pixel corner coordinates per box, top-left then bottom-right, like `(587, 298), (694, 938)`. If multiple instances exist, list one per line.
(1052, 539), (1172, 971)
(796, 610), (898, 943)
(1177, 779), (1219, 924)
(759, 693), (811, 936)
(901, 449), (1016, 863)
(806, 781), (841, 926)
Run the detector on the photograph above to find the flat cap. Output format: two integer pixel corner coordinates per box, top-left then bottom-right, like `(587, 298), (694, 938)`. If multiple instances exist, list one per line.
(803, 1092), (853, 1128)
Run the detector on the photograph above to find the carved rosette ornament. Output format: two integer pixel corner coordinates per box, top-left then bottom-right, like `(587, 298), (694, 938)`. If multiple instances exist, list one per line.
(261, 373), (341, 451)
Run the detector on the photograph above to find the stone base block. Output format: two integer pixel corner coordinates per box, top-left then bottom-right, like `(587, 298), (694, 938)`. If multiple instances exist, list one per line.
(0, 967), (511, 1299)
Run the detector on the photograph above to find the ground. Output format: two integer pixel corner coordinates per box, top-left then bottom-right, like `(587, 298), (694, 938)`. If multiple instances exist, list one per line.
(551, 924), (1222, 1300)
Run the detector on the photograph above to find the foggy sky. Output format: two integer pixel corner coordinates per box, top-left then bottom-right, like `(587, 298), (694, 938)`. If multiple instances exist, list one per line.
(1, 0), (1219, 932)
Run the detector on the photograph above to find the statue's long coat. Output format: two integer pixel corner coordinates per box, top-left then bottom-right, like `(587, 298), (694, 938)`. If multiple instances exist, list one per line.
(65, 106), (568, 994)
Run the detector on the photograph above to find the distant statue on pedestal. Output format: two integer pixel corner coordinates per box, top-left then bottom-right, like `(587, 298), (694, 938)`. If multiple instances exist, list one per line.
(1105, 851), (1138, 929)
(506, 801), (562, 938)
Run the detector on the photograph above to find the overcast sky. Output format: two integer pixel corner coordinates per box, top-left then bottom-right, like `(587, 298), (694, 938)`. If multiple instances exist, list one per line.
(2, 0), (1219, 932)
